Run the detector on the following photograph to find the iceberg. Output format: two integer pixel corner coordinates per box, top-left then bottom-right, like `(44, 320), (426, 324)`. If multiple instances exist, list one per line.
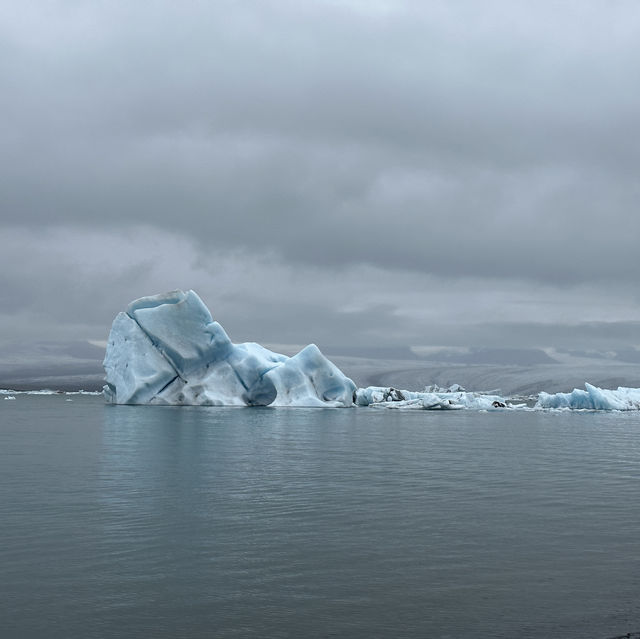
(103, 290), (356, 407)
(535, 383), (640, 410)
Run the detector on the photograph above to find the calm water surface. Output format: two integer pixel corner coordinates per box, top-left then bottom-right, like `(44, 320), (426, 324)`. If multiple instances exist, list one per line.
(1, 395), (640, 638)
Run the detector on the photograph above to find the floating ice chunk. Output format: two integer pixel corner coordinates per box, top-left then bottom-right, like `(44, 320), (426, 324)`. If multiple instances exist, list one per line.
(355, 387), (406, 405)
(4, 395), (16, 400)
(104, 290), (356, 407)
(355, 386), (516, 410)
(536, 383), (640, 410)
(65, 391), (102, 396)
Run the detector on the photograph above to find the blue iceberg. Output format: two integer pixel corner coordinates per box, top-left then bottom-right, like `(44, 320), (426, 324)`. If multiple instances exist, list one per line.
(536, 383), (640, 410)
(103, 290), (356, 407)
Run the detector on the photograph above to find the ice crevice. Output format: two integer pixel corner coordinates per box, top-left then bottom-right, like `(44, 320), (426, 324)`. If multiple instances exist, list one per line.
(125, 311), (185, 384)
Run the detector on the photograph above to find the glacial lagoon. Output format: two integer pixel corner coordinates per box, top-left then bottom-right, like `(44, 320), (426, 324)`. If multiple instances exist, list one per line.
(2, 394), (639, 638)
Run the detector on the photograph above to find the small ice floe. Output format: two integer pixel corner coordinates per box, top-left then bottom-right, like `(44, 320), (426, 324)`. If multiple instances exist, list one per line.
(536, 383), (640, 411)
(4, 396), (16, 400)
(354, 386), (521, 411)
(23, 390), (59, 395)
(65, 390), (102, 396)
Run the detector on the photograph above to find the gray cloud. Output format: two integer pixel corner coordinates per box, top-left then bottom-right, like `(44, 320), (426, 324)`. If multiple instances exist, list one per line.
(1, 1), (640, 357)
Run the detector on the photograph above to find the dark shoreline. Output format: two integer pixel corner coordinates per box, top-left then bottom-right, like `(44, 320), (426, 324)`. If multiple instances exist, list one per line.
(0, 374), (104, 393)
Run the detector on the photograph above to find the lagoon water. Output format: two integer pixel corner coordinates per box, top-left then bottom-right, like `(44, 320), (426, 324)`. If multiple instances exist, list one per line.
(1, 395), (640, 638)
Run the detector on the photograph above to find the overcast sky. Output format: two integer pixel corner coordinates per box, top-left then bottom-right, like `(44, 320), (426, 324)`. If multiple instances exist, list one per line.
(2, 0), (640, 355)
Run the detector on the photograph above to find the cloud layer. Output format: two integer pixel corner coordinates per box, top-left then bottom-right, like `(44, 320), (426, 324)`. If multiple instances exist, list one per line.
(2, 1), (640, 353)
